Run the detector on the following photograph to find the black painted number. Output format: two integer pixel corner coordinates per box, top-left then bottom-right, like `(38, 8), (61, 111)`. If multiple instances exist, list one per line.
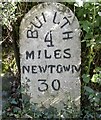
(38, 79), (60, 92)
(38, 79), (48, 92)
(44, 31), (54, 47)
(52, 79), (60, 91)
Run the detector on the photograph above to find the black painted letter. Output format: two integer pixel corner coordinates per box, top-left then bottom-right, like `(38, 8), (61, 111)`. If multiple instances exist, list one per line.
(61, 17), (70, 28)
(63, 31), (73, 40)
(63, 48), (71, 58)
(27, 29), (38, 38)
(26, 51), (34, 59)
(53, 12), (60, 24)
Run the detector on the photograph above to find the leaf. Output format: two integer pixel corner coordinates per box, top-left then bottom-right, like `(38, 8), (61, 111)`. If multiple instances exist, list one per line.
(10, 99), (18, 105)
(13, 107), (21, 113)
(82, 74), (90, 83)
(91, 74), (99, 83)
(80, 21), (91, 33)
(84, 86), (94, 94)
(84, 32), (93, 39)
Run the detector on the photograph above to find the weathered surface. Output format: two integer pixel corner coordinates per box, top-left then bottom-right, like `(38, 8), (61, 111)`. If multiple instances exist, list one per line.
(20, 3), (81, 118)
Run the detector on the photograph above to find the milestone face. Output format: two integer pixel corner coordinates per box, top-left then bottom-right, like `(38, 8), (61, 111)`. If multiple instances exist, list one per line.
(20, 3), (81, 117)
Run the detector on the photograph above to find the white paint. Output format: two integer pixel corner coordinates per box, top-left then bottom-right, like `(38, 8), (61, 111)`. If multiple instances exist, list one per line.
(20, 3), (81, 118)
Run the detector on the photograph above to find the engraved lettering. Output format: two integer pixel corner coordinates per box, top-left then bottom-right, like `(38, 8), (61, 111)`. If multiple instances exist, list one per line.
(53, 12), (60, 24)
(56, 64), (63, 73)
(72, 65), (81, 73)
(26, 51), (34, 59)
(38, 65), (47, 73)
(63, 31), (73, 40)
(63, 48), (71, 58)
(54, 49), (61, 59)
(48, 65), (56, 73)
(27, 29), (38, 38)
(32, 66), (37, 74)
(22, 66), (30, 73)
(61, 17), (70, 28)
(45, 50), (52, 59)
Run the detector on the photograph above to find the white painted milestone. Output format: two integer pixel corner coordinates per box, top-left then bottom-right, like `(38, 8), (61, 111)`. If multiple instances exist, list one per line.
(20, 3), (81, 117)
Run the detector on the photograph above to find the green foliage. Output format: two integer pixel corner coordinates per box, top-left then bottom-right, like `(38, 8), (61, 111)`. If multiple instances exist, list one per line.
(2, 52), (17, 74)
(91, 67), (101, 84)
(2, 2), (17, 30)
(75, 2), (101, 119)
